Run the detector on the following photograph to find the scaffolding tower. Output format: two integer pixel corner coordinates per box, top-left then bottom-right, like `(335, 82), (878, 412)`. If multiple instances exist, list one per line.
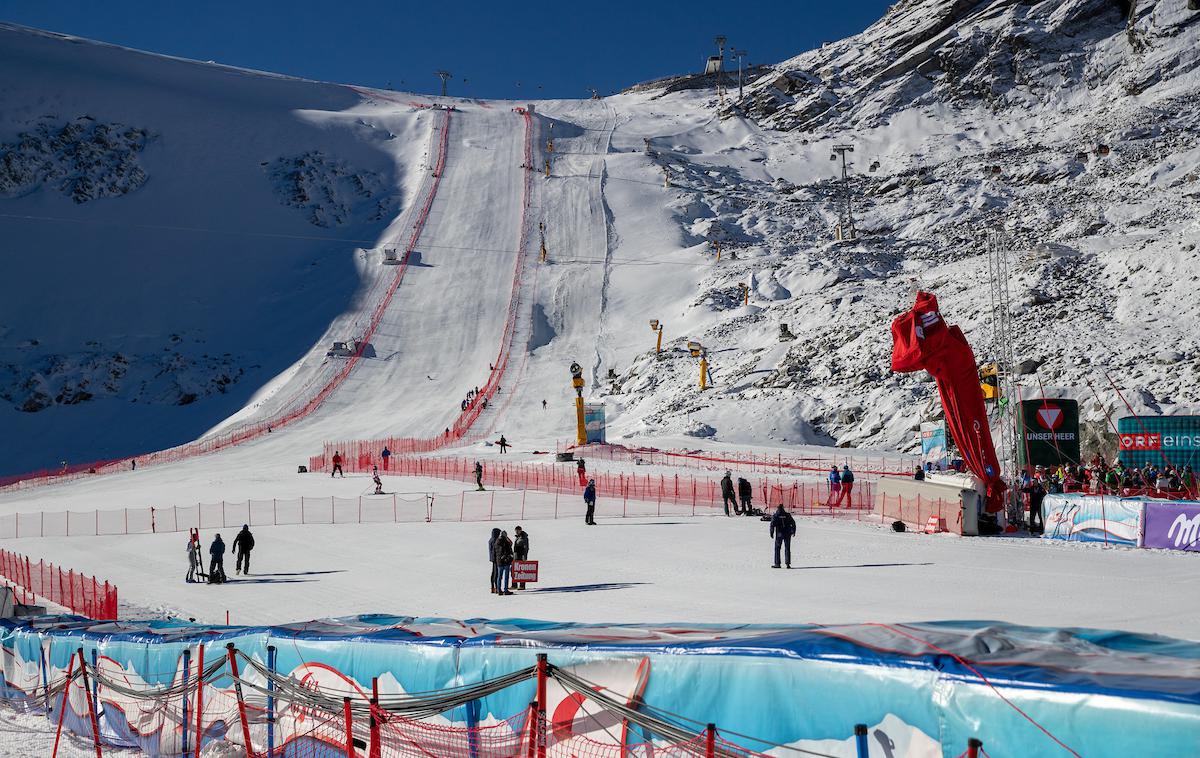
(985, 230), (1020, 524)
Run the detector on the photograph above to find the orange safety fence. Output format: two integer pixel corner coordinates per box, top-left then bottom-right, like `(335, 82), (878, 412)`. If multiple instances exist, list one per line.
(0, 548), (117, 619)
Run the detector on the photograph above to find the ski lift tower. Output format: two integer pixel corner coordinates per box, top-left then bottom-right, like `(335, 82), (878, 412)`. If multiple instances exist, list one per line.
(830, 145), (856, 240)
(985, 230), (1020, 523)
(732, 49), (748, 100)
(435, 70), (452, 97)
(713, 36), (727, 104)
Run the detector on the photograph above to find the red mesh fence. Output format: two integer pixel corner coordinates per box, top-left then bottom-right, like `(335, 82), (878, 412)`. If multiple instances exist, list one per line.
(0, 548), (117, 619)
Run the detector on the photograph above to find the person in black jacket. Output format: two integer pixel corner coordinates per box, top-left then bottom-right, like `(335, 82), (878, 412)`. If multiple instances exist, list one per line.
(737, 477), (753, 515)
(583, 480), (597, 525)
(512, 526), (529, 589)
(208, 534), (227, 583)
(232, 525), (255, 575)
(488, 528), (501, 594)
(769, 505), (797, 569)
(720, 471), (737, 516)
(494, 530), (515, 595)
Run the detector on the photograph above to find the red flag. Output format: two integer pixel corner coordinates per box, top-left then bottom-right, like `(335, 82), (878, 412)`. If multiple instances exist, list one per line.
(891, 292), (1006, 512)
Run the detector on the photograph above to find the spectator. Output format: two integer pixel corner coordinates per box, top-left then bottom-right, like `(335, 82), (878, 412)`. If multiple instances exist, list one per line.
(498, 435), (510, 453)
(513, 526), (529, 590)
(381, 446), (391, 470)
(769, 505), (797, 569)
(576, 458), (587, 486)
(331, 452), (344, 478)
(913, 466), (925, 481)
(232, 524), (255, 575)
(826, 466), (841, 506)
(475, 461), (485, 491)
(737, 476), (753, 515)
(208, 534), (227, 583)
(1024, 479), (1045, 535)
(584, 479), (597, 525)
(720, 471), (737, 516)
(494, 530), (514, 596)
(488, 528), (501, 594)
(835, 466), (855, 508)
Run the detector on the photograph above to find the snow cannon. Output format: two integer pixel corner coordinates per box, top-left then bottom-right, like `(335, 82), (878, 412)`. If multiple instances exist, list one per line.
(569, 362), (586, 446)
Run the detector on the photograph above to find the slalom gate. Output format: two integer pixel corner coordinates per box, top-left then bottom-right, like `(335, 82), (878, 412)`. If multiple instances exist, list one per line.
(0, 549), (117, 619)
(2, 614), (1196, 758)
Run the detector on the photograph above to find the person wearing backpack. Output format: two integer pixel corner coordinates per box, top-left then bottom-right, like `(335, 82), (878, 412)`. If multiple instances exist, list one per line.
(769, 505), (797, 569)
(737, 477), (753, 515)
(835, 465), (855, 508)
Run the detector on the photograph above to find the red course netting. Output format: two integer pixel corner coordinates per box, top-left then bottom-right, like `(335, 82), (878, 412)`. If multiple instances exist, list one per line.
(0, 548), (117, 619)
(561, 442), (920, 478)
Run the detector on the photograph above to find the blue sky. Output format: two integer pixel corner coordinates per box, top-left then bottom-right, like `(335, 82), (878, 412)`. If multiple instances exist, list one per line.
(1, 0), (894, 99)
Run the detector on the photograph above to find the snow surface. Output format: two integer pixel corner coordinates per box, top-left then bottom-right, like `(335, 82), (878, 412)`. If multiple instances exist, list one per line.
(1, 7), (1199, 753)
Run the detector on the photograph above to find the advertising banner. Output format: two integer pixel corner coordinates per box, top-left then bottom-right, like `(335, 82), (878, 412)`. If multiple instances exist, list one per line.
(1019, 399), (1080, 468)
(919, 422), (947, 461)
(1118, 415), (1200, 469)
(583, 403), (606, 444)
(1041, 494), (1141, 546)
(1142, 501), (1200, 552)
(512, 559), (539, 582)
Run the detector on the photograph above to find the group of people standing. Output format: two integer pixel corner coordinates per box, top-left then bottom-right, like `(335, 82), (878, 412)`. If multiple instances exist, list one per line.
(187, 525), (255, 584)
(826, 465), (856, 507)
(719, 472), (756, 516)
(460, 385), (489, 413)
(488, 526), (530, 595)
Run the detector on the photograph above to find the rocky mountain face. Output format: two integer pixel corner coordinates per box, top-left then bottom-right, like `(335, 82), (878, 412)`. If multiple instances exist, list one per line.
(603, 0), (1200, 453)
(0, 117), (151, 202)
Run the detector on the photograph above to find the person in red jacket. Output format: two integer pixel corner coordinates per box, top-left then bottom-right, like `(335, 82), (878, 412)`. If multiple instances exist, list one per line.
(331, 451), (344, 478)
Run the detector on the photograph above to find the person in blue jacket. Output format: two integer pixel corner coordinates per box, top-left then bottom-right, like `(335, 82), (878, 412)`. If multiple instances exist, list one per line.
(826, 465), (841, 506)
(583, 479), (597, 525)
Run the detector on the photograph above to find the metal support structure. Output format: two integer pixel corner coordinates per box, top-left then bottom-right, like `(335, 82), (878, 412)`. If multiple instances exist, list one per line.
(831, 145), (856, 240)
(732, 49), (747, 100)
(266, 646), (277, 758)
(854, 724), (869, 758)
(75, 648), (103, 758)
(181, 648), (191, 754)
(985, 230), (1019, 524)
(344, 697), (356, 758)
(713, 36), (727, 105)
(705, 723), (716, 758)
(194, 644), (205, 758)
(435, 70), (452, 98)
(51, 654), (76, 758)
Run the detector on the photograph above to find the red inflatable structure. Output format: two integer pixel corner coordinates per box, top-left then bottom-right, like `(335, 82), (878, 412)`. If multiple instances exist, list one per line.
(891, 292), (1006, 513)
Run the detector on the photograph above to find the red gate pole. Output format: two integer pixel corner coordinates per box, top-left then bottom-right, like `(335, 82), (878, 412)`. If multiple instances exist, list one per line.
(50, 654), (76, 758)
(75, 648), (103, 758)
(369, 678), (381, 758)
(966, 738), (983, 758)
(535, 654), (548, 758)
(525, 702), (538, 758)
(226, 644), (256, 758)
(705, 723), (716, 758)
(343, 697), (356, 758)
(194, 644), (205, 758)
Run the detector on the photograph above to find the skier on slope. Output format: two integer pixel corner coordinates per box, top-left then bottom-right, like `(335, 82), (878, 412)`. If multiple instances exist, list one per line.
(208, 534), (227, 583)
(331, 452), (344, 478)
(737, 476), (753, 515)
(186, 536), (200, 583)
(373, 467), (384, 495)
(720, 471), (737, 516)
(232, 524), (255, 576)
(583, 479), (597, 525)
(475, 461), (485, 490)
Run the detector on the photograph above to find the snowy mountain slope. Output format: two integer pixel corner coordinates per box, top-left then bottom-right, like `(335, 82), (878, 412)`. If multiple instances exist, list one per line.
(0, 23), (429, 474)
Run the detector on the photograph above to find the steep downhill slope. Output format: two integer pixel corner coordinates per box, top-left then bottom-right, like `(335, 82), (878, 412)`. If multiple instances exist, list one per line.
(0, 24), (428, 474)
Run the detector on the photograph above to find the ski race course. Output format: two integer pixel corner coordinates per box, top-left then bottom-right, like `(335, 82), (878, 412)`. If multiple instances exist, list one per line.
(1, 10), (1200, 758)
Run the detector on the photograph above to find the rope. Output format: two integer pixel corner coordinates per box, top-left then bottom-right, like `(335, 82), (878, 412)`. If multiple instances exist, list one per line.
(866, 623), (1081, 757)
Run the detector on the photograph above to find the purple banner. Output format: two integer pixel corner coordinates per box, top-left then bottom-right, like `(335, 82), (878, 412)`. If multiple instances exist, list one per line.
(1142, 501), (1200, 551)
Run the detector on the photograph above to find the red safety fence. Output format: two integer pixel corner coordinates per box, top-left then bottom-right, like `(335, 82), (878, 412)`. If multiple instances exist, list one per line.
(875, 493), (960, 533)
(0, 548), (117, 619)
(0, 109), (456, 494)
(310, 453), (876, 517)
(562, 441), (920, 478)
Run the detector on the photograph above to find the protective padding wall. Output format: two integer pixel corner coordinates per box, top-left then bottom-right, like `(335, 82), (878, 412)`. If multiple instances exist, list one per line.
(1, 616), (1197, 757)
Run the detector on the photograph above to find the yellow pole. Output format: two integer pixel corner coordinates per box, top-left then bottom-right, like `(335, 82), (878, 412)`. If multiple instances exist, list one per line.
(699, 357), (708, 391)
(656, 327), (663, 355)
(544, 158), (551, 178)
(575, 396), (587, 446)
